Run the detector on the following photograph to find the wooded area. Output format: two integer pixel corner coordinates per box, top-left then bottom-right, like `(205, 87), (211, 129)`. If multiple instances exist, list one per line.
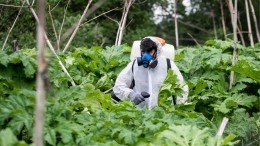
(0, 0), (259, 146)
(0, 0), (259, 50)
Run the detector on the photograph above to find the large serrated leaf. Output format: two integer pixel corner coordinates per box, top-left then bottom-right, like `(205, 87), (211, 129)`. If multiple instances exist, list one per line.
(0, 51), (9, 66)
(118, 129), (137, 145)
(230, 94), (257, 108)
(231, 60), (260, 82)
(156, 125), (216, 146)
(45, 128), (56, 146)
(0, 128), (18, 146)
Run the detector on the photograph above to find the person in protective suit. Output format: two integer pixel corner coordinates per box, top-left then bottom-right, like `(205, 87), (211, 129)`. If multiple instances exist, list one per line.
(112, 36), (189, 109)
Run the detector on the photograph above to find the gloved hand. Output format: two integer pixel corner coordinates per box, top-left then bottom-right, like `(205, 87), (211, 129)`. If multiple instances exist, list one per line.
(128, 91), (145, 105)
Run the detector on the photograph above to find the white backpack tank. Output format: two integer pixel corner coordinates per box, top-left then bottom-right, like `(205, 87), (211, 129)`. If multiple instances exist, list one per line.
(130, 40), (175, 61)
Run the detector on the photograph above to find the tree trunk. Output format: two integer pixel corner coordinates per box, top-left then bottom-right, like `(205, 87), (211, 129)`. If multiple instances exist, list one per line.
(58, 0), (107, 49)
(34, 0), (46, 145)
(229, 0), (238, 90)
(63, 0), (93, 53)
(212, 11), (218, 39)
(248, 0), (260, 42)
(115, 0), (135, 46)
(25, 0), (76, 86)
(57, 0), (71, 51)
(174, 0), (179, 48)
(237, 12), (246, 46)
(220, 0), (227, 39)
(226, 0), (245, 46)
(245, 0), (254, 48)
(1, 1), (25, 51)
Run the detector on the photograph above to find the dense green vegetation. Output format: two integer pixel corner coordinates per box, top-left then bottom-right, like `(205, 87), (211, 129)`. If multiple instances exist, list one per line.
(1, 0), (260, 145)
(0, 40), (259, 145)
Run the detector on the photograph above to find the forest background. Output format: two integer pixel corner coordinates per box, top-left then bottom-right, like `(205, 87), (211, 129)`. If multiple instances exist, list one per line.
(1, 0), (259, 50)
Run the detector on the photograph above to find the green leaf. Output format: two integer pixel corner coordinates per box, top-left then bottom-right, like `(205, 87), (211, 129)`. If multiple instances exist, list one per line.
(118, 129), (137, 145)
(8, 52), (21, 64)
(65, 56), (75, 66)
(20, 55), (36, 78)
(205, 39), (245, 52)
(204, 39), (216, 46)
(157, 130), (185, 146)
(0, 129), (27, 145)
(159, 70), (184, 108)
(225, 109), (258, 140)
(0, 128), (18, 146)
(143, 121), (164, 133)
(221, 134), (239, 145)
(225, 99), (238, 108)
(231, 60), (260, 82)
(45, 128), (56, 146)
(193, 79), (207, 95)
(212, 103), (231, 114)
(235, 75), (256, 83)
(230, 94), (257, 108)
(60, 129), (72, 144)
(221, 54), (232, 64)
(0, 51), (9, 66)
(55, 121), (81, 144)
(174, 102), (196, 112)
(156, 125), (216, 146)
(204, 48), (222, 68)
(95, 73), (112, 89)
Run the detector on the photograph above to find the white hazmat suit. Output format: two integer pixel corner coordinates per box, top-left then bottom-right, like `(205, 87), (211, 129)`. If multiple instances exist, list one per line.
(112, 37), (189, 109)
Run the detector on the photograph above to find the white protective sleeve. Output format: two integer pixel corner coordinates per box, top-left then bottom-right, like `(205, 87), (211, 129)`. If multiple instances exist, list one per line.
(112, 61), (135, 100)
(170, 61), (189, 104)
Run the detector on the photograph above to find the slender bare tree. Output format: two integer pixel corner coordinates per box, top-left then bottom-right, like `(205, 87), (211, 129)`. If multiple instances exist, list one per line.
(226, 0), (245, 46)
(187, 33), (201, 47)
(220, 0), (227, 39)
(1, 0), (25, 51)
(229, 0), (238, 90)
(178, 19), (210, 34)
(245, 0), (254, 47)
(174, 0), (179, 48)
(58, 0), (107, 49)
(25, 0), (76, 86)
(34, 0), (46, 145)
(57, 0), (71, 51)
(48, 5), (59, 50)
(211, 11), (218, 39)
(115, 0), (135, 46)
(248, 0), (260, 42)
(63, 0), (93, 53)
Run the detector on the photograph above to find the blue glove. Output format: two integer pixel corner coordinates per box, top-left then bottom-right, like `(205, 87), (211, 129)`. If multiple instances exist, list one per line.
(128, 91), (145, 105)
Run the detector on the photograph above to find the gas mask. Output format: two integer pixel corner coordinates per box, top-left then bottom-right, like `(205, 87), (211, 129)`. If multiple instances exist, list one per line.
(137, 51), (158, 68)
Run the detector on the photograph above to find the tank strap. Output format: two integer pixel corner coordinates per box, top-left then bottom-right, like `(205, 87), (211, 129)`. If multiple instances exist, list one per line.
(166, 58), (171, 70)
(130, 59), (136, 89)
